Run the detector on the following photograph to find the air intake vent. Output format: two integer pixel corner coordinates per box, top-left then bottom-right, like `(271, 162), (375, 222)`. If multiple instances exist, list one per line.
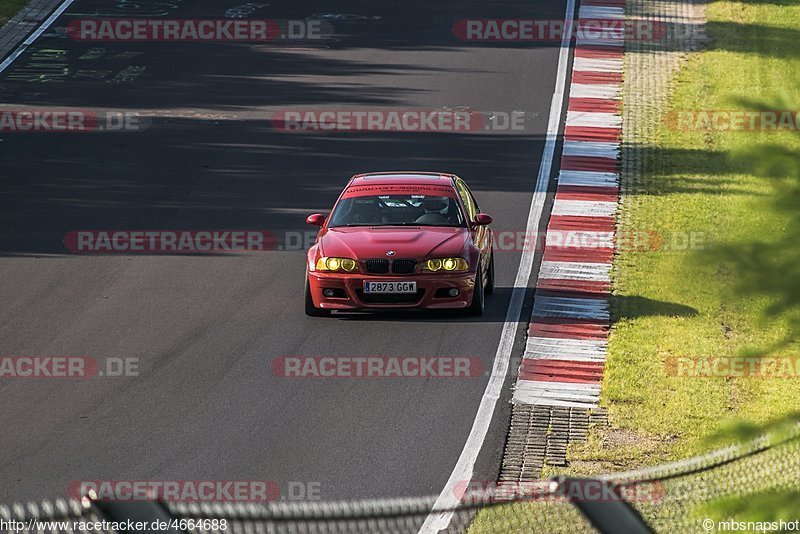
(364, 259), (390, 274)
(391, 259), (417, 274)
(357, 289), (424, 304)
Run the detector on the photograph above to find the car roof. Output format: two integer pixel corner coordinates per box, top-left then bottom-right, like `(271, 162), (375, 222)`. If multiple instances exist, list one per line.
(348, 172), (458, 187)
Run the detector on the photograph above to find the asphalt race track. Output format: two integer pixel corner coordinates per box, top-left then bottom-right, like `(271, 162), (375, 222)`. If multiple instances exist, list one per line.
(0, 0), (569, 507)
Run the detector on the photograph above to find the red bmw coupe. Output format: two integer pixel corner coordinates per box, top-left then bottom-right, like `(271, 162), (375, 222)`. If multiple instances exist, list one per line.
(304, 172), (494, 316)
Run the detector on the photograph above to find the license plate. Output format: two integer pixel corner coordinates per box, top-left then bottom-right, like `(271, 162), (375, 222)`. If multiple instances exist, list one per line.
(363, 281), (417, 294)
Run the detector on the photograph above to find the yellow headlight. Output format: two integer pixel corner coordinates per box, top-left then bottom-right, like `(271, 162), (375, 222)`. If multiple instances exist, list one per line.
(315, 257), (358, 272)
(426, 259), (442, 271)
(424, 257), (469, 272)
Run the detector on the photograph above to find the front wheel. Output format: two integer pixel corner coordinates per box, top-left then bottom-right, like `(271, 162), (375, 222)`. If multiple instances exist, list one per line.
(467, 264), (485, 316)
(305, 277), (330, 317)
(485, 252), (495, 295)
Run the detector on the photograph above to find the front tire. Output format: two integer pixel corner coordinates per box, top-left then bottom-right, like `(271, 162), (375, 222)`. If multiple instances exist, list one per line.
(305, 277), (330, 317)
(485, 252), (495, 295)
(467, 264), (485, 316)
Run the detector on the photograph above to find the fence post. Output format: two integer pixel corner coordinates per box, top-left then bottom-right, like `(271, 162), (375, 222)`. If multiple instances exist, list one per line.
(554, 476), (653, 534)
(91, 500), (185, 533)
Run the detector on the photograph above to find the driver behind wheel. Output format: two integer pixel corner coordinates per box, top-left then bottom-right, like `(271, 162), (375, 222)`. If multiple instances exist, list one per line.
(415, 196), (450, 224)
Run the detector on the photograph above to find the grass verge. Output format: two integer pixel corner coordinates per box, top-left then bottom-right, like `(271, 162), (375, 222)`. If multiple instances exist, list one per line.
(570, 0), (800, 473)
(0, 0), (29, 28)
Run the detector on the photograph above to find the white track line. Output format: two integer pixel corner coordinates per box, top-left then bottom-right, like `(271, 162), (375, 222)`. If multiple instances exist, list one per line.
(513, 379), (601, 407)
(539, 260), (612, 281)
(566, 110), (623, 128)
(562, 140), (620, 159)
(573, 56), (624, 73)
(559, 170), (620, 187)
(578, 5), (625, 19)
(525, 336), (608, 362)
(570, 83), (622, 99)
(575, 37), (624, 48)
(552, 199), (618, 217)
(532, 295), (610, 320)
(0, 0), (74, 74)
(417, 0), (577, 530)
(546, 229), (615, 248)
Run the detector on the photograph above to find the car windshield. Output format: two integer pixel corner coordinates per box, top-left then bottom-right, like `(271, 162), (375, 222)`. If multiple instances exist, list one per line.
(328, 194), (466, 227)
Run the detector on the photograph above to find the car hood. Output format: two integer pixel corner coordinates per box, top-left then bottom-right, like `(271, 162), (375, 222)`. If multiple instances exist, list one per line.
(319, 226), (470, 259)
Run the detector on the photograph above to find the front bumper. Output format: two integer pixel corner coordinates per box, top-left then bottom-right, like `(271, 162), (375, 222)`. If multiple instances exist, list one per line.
(308, 271), (476, 310)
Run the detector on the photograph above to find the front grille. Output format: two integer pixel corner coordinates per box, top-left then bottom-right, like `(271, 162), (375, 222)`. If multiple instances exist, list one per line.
(364, 259), (390, 274)
(391, 259), (417, 274)
(356, 289), (425, 304)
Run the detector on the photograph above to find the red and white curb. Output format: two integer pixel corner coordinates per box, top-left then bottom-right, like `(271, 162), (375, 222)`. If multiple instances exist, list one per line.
(512, 0), (623, 409)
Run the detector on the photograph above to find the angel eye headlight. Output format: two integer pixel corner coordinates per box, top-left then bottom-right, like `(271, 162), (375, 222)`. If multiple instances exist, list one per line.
(453, 258), (469, 271)
(426, 259), (442, 271)
(315, 257), (358, 272)
(424, 258), (468, 272)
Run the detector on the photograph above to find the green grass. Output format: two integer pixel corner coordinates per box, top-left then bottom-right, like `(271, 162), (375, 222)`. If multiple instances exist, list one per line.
(472, 1), (800, 530)
(0, 0), (28, 28)
(577, 0), (800, 470)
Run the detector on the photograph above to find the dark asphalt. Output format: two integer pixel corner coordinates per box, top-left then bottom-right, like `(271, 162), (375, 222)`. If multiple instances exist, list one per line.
(0, 0), (568, 505)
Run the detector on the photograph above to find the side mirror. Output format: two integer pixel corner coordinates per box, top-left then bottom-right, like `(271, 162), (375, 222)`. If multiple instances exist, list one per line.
(306, 213), (326, 227)
(473, 213), (493, 226)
